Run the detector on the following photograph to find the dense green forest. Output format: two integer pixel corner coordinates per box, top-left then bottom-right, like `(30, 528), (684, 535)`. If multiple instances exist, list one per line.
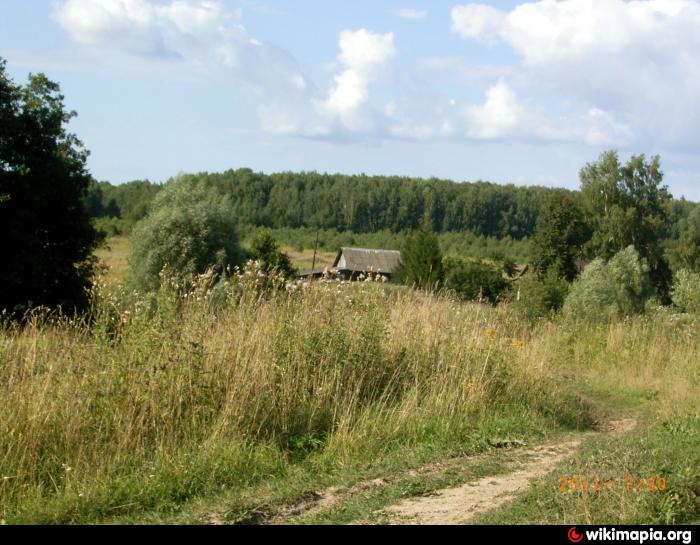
(85, 170), (573, 237)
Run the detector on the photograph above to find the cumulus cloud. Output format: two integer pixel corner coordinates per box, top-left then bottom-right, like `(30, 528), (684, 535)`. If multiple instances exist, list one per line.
(451, 4), (504, 44)
(463, 79), (522, 139)
(54, 0), (307, 92)
(450, 0), (700, 149)
(315, 29), (396, 131)
(393, 8), (428, 20)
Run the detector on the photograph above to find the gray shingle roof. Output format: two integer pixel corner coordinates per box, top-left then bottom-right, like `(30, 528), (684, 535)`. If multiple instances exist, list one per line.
(333, 247), (401, 274)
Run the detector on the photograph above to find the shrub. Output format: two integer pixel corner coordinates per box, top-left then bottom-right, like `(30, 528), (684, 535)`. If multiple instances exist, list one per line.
(248, 231), (297, 279)
(443, 257), (509, 304)
(129, 176), (244, 292)
(511, 269), (570, 322)
(671, 269), (700, 314)
(563, 246), (652, 322)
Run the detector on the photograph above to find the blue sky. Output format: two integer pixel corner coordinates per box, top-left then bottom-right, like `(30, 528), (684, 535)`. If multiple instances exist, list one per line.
(2, 0), (700, 199)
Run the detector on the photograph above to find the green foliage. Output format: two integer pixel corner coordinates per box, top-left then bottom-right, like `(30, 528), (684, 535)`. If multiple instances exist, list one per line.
(443, 257), (509, 304)
(580, 150), (672, 297)
(563, 246), (653, 322)
(248, 231), (296, 279)
(512, 269), (570, 322)
(0, 59), (100, 315)
(88, 168), (575, 239)
(670, 269), (700, 314)
(531, 193), (590, 281)
(129, 176), (243, 291)
(394, 221), (443, 290)
(673, 205), (700, 273)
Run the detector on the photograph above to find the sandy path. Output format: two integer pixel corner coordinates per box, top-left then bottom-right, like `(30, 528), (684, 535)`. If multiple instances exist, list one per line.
(382, 418), (637, 525)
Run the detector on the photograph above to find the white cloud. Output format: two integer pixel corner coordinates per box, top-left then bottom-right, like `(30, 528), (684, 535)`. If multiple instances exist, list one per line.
(451, 0), (700, 149)
(316, 29), (396, 130)
(464, 79), (522, 138)
(393, 8), (428, 20)
(451, 4), (504, 44)
(55, 0), (242, 60)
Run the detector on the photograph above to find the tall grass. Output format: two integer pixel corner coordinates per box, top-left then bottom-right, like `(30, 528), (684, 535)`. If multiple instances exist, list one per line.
(0, 273), (588, 523)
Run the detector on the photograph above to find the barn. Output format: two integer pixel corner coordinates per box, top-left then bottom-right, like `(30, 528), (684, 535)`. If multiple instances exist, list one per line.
(332, 247), (401, 281)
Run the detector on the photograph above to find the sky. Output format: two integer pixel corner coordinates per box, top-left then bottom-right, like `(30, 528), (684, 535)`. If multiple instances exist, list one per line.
(2, 0), (700, 199)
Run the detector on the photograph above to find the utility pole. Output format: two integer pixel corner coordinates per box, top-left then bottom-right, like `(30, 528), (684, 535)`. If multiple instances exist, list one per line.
(311, 228), (320, 272)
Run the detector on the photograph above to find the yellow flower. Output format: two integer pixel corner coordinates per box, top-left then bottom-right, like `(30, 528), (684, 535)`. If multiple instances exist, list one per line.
(485, 327), (495, 339)
(511, 339), (525, 350)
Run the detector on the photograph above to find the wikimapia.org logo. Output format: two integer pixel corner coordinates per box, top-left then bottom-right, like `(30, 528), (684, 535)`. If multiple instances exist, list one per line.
(567, 527), (693, 544)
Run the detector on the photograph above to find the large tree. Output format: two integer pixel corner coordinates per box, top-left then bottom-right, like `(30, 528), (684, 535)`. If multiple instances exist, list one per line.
(580, 150), (672, 297)
(0, 59), (100, 315)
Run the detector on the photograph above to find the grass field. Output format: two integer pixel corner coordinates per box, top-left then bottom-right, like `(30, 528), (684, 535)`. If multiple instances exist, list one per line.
(0, 242), (697, 525)
(94, 236), (130, 286)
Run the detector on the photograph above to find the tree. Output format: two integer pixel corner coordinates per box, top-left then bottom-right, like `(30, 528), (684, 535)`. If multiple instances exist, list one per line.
(580, 150), (672, 298)
(531, 193), (590, 282)
(394, 220), (443, 290)
(248, 231), (296, 279)
(563, 246), (653, 322)
(129, 176), (244, 292)
(674, 205), (700, 273)
(0, 59), (100, 315)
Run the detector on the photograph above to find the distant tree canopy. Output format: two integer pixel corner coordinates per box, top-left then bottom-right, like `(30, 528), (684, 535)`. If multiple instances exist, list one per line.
(86, 169), (576, 239)
(0, 59), (100, 315)
(580, 151), (672, 297)
(129, 176), (244, 292)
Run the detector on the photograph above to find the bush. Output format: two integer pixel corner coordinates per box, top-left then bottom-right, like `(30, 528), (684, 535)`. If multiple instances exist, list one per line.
(129, 176), (244, 292)
(563, 246), (653, 322)
(443, 257), (509, 304)
(248, 231), (297, 279)
(511, 269), (570, 322)
(671, 269), (700, 314)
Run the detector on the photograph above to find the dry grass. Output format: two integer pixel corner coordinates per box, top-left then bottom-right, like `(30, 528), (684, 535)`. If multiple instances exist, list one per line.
(94, 236), (130, 286)
(0, 275), (588, 523)
(282, 246), (336, 272)
(1, 264), (697, 524)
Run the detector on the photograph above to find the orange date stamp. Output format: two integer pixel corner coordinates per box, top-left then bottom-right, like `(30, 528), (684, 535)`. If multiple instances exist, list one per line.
(559, 476), (667, 493)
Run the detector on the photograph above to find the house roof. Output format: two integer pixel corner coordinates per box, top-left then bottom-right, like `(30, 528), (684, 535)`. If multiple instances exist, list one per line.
(333, 247), (401, 274)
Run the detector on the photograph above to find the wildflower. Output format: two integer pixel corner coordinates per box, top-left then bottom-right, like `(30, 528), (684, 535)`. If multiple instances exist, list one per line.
(511, 339), (525, 350)
(485, 327), (495, 339)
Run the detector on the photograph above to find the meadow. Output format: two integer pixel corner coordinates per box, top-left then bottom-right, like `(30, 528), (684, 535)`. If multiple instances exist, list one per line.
(0, 242), (697, 525)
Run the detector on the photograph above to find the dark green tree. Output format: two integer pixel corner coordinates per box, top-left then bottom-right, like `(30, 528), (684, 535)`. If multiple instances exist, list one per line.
(0, 59), (100, 315)
(531, 193), (590, 282)
(580, 150), (672, 297)
(249, 231), (296, 279)
(394, 220), (443, 290)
